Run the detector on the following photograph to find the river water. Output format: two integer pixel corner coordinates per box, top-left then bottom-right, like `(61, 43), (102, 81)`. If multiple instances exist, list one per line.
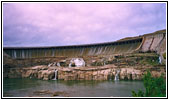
(3, 78), (145, 97)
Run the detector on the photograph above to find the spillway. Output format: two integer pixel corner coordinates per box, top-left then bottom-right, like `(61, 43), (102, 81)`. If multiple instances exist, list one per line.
(4, 38), (142, 59)
(3, 29), (166, 59)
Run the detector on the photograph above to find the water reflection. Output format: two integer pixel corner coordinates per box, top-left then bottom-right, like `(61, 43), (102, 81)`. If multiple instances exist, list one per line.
(3, 78), (145, 97)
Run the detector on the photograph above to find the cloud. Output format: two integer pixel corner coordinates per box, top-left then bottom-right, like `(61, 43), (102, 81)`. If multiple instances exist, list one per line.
(3, 3), (166, 47)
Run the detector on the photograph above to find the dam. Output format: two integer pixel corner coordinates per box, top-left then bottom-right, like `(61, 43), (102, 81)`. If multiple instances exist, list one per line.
(3, 29), (166, 81)
(4, 38), (142, 59)
(3, 29), (166, 59)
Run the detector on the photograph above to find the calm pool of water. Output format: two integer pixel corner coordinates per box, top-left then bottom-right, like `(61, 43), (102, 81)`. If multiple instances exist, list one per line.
(3, 78), (145, 97)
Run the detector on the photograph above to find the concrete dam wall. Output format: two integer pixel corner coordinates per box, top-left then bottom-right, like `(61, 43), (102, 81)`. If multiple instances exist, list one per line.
(3, 29), (166, 59)
(4, 38), (142, 59)
(141, 30), (166, 53)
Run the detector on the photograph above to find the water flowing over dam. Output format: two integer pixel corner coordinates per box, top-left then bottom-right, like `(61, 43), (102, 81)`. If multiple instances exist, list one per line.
(3, 29), (166, 59)
(4, 38), (142, 59)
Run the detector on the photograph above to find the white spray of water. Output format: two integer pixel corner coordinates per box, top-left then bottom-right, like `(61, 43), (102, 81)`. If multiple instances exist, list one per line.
(69, 58), (85, 67)
(159, 56), (162, 64)
(57, 62), (61, 67)
(14, 50), (17, 58)
(53, 69), (58, 80)
(114, 70), (120, 81)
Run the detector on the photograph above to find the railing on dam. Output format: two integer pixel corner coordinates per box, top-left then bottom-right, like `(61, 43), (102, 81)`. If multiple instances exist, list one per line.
(3, 38), (143, 59)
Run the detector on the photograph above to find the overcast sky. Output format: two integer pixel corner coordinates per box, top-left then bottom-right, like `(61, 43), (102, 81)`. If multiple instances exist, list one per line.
(3, 3), (166, 47)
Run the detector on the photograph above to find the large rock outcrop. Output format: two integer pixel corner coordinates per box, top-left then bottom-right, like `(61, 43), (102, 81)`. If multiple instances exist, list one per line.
(4, 52), (166, 81)
(5, 64), (165, 81)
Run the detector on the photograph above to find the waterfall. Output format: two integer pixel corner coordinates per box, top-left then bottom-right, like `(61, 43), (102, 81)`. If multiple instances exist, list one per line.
(57, 62), (61, 67)
(159, 56), (162, 64)
(69, 58), (85, 67)
(69, 63), (72, 68)
(53, 69), (58, 80)
(103, 61), (106, 66)
(80, 48), (84, 56)
(114, 70), (120, 81)
(14, 50), (17, 58)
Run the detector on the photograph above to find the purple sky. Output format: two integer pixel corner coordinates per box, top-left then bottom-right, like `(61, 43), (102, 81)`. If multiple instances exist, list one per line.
(3, 3), (166, 47)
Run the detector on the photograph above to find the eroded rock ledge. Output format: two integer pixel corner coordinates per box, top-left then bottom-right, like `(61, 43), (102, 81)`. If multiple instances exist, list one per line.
(5, 64), (165, 81)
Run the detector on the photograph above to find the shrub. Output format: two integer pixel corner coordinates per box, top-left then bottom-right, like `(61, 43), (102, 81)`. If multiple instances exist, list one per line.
(132, 70), (166, 97)
(147, 57), (159, 66)
(163, 52), (166, 59)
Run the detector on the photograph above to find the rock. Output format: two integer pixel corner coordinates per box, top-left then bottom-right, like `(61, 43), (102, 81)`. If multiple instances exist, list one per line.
(48, 62), (57, 67)
(5, 63), (165, 81)
(40, 70), (54, 80)
(33, 90), (52, 95)
(52, 91), (69, 97)
(59, 60), (68, 67)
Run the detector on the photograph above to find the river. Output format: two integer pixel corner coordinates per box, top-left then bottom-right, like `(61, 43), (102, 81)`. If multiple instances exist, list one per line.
(3, 78), (145, 97)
